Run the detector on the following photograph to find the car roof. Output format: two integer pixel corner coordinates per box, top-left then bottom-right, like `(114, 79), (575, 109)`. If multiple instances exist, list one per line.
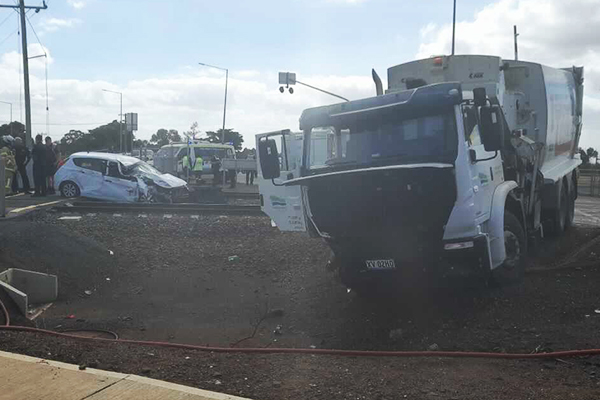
(70, 152), (141, 167)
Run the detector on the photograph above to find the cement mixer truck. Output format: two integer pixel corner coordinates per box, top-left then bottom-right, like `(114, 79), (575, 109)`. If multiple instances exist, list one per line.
(256, 55), (584, 293)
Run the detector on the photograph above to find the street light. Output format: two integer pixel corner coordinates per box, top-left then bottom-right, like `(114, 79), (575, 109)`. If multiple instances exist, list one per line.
(198, 62), (228, 145)
(102, 89), (123, 153)
(0, 101), (12, 137)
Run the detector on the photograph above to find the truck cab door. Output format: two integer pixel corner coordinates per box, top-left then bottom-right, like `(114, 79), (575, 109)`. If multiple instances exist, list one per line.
(463, 106), (504, 223)
(256, 130), (306, 232)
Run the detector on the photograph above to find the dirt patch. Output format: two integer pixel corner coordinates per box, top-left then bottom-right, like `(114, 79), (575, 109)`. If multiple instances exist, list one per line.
(0, 219), (114, 301)
(1, 331), (600, 400)
(2, 212), (600, 399)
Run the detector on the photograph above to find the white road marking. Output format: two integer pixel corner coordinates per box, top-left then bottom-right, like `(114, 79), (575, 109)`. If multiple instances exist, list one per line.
(58, 216), (82, 221)
(163, 214), (172, 219)
(191, 215), (199, 219)
(8, 200), (62, 214)
(113, 213), (122, 217)
(138, 214), (148, 218)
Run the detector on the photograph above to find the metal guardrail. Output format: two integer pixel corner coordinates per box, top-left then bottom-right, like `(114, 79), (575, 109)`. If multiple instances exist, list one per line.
(578, 169), (600, 197)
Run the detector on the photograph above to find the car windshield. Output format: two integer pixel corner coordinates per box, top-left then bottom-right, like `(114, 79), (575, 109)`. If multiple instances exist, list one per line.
(308, 110), (458, 170)
(122, 161), (162, 176)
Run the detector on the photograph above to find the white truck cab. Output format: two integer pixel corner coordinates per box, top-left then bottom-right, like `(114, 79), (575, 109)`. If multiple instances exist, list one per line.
(257, 55), (584, 293)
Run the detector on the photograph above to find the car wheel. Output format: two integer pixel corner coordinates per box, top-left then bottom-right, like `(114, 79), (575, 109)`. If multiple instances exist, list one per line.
(60, 181), (80, 198)
(492, 211), (527, 286)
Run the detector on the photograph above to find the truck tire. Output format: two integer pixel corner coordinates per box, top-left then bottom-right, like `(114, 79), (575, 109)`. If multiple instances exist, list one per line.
(548, 186), (568, 236)
(492, 211), (527, 285)
(565, 181), (575, 230)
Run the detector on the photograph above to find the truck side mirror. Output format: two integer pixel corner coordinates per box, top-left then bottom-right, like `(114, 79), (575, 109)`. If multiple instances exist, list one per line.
(258, 138), (281, 180)
(479, 105), (504, 152)
(473, 87), (487, 108)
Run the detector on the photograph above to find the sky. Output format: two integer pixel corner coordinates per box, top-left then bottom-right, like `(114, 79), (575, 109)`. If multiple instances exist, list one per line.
(0, 0), (598, 150)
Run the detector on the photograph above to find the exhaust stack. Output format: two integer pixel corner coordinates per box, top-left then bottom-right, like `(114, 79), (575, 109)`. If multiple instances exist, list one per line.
(372, 69), (383, 96)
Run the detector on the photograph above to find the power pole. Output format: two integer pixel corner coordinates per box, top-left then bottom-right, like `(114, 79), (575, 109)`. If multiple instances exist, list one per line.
(19, 0), (32, 147)
(451, 0), (457, 55)
(514, 25), (519, 61)
(0, 1), (47, 147)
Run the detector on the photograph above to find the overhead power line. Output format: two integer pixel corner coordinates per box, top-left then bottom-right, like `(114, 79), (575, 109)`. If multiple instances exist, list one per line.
(0, 120), (111, 126)
(0, 9), (15, 29)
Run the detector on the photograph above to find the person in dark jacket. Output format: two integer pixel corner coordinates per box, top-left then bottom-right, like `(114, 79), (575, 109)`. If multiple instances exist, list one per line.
(31, 134), (46, 197)
(45, 136), (58, 194)
(11, 137), (31, 193)
(211, 155), (221, 186)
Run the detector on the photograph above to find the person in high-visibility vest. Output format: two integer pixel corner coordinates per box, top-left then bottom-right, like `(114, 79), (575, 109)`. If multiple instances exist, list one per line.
(1, 136), (16, 195)
(193, 155), (203, 181)
(181, 153), (191, 178)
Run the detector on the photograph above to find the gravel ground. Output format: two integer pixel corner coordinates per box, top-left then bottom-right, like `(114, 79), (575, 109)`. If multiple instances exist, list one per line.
(1, 210), (600, 399)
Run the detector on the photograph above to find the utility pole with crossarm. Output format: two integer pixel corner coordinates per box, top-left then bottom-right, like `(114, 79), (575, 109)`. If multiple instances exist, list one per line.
(0, 0), (48, 147)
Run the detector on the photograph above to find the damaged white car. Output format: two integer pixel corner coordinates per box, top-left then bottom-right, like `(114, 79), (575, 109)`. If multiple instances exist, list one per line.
(55, 152), (188, 203)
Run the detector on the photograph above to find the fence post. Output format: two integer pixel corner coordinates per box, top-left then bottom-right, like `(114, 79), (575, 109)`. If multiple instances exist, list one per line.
(0, 158), (5, 217)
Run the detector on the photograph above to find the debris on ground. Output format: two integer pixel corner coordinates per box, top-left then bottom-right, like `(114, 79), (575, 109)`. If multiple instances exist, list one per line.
(428, 343), (439, 351)
(228, 255), (240, 262)
(389, 328), (403, 342)
(84, 290), (92, 296)
(273, 325), (283, 335)
(267, 308), (284, 318)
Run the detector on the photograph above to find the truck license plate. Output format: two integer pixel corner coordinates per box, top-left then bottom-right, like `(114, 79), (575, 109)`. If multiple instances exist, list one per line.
(365, 259), (396, 270)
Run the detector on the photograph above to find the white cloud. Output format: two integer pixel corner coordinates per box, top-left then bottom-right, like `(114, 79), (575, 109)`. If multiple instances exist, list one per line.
(39, 18), (82, 33)
(416, 0), (600, 149)
(67, 0), (86, 9)
(419, 22), (437, 38)
(0, 50), (375, 148)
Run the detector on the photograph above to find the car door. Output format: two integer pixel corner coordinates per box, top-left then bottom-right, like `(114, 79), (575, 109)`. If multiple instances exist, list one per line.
(256, 129), (306, 232)
(102, 161), (139, 202)
(71, 157), (106, 198)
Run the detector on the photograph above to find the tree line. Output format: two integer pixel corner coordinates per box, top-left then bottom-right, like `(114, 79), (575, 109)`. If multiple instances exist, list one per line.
(0, 121), (245, 155)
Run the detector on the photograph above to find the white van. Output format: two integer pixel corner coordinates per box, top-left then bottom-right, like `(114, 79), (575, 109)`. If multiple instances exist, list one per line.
(154, 142), (236, 176)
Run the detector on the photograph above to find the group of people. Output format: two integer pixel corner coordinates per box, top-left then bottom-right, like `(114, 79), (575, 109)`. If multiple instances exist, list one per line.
(175, 150), (257, 188)
(0, 134), (60, 197)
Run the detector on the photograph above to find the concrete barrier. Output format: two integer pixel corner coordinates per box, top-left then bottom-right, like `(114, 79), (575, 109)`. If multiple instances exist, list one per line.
(0, 268), (58, 315)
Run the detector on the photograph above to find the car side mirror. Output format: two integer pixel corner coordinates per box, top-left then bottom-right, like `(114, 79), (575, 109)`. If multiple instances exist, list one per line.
(479, 105), (504, 152)
(258, 138), (281, 180)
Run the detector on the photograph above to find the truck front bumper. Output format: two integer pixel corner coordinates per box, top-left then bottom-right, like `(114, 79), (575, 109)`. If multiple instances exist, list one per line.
(335, 234), (492, 288)
(438, 234), (492, 279)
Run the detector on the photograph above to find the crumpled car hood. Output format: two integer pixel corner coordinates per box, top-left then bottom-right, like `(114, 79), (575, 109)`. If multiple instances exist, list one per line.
(138, 172), (187, 188)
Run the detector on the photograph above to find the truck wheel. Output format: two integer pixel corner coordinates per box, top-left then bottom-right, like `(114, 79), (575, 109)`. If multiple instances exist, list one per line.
(548, 186), (568, 236)
(565, 183), (575, 230)
(492, 211), (527, 285)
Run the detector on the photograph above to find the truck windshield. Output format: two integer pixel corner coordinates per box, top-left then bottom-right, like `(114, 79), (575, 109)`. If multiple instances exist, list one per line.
(307, 110), (458, 170)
